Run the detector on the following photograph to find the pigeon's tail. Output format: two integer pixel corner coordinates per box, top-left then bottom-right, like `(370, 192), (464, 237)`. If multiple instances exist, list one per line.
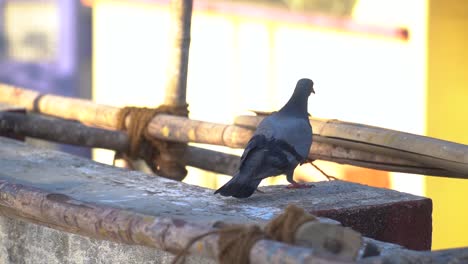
(214, 173), (261, 199)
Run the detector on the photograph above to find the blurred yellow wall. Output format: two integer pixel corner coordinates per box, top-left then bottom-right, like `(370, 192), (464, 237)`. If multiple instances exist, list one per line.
(426, 0), (468, 250)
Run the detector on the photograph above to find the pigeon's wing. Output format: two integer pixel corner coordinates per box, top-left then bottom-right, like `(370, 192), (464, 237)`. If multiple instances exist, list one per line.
(238, 113), (309, 180)
(239, 134), (267, 167)
(249, 144), (291, 180)
(274, 139), (305, 163)
(256, 113), (312, 161)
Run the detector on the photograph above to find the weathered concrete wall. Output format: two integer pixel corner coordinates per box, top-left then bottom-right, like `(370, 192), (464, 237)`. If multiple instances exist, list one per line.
(0, 216), (211, 264)
(0, 137), (431, 262)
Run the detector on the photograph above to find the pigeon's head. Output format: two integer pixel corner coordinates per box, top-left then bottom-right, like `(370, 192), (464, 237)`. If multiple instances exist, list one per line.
(295, 78), (315, 97)
(279, 78), (314, 114)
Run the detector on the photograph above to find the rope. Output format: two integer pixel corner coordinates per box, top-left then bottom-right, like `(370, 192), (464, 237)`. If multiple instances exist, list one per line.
(172, 205), (319, 264)
(115, 105), (188, 179)
(308, 161), (340, 181)
(172, 225), (264, 264)
(218, 225), (265, 264)
(264, 204), (317, 243)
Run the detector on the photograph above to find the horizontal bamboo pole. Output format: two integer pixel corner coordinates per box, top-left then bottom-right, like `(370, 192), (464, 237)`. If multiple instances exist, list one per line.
(0, 180), (350, 264)
(0, 111), (239, 176)
(0, 103), (25, 112)
(1, 177), (463, 264)
(310, 140), (467, 178)
(235, 115), (468, 177)
(236, 114), (468, 165)
(0, 111), (128, 150)
(0, 85), (120, 128)
(0, 84), (250, 146)
(1, 84), (468, 178)
(186, 145), (239, 176)
(3, 111), (460, 178)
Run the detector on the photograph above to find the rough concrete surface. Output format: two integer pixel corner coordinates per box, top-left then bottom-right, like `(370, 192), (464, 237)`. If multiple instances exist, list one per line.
(0, 137), (431, 262)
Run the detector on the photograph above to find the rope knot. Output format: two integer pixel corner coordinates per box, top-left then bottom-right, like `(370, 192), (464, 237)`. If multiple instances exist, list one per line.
(115, 105), (189, 180)
(173, 205), (327, 264)
(218, 225), (265, 264)
(264, 204), (317, 243)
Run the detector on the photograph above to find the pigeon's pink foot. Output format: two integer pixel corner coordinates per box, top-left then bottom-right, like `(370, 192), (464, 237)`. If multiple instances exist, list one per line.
(286, 183), (314, 189)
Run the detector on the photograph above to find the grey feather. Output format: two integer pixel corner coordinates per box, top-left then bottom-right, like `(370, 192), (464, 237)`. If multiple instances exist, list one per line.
(215, 78), (314, 198)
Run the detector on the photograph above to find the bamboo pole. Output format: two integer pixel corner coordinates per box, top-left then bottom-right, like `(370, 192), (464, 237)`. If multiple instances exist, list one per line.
(0, 103), (26, 140)
(164, 0), (192, 107)
(0, 111), (239, 176)
(1, 84), (468, 178)
(186, 146), (239, 176)
(0, 84), (254, 144)
(235, 115), (468, 177)
(0, 111), (128, 151)
(0, 180), (350, 264)
(237, 115), (468, 165)
(151, 0), (194, 180)
(2, 110), (462, 178)
(0, 103), (25, 112)
(0, 85), (119, 128)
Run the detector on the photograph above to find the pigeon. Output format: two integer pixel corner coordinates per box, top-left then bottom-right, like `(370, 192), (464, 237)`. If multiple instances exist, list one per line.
(215, 78), (315, 198)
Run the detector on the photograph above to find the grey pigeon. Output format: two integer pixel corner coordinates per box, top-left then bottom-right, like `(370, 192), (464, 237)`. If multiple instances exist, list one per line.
(215, 78), (314, 198)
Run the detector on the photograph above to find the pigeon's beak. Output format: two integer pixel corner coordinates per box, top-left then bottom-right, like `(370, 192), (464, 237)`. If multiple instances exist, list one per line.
(311, 87), (315, 94)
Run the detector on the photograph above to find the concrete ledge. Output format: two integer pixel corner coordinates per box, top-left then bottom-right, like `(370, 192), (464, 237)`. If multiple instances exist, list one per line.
(232, 184), (432, 250)
(0, 137), (432, 262)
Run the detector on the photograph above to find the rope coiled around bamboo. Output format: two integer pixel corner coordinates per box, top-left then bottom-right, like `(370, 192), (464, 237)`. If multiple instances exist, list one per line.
(172, 205), (319, 264)
(115, 105), (188, 180)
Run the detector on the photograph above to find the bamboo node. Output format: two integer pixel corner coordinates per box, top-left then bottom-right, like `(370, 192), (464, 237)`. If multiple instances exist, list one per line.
(115, 105), (189, 180)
